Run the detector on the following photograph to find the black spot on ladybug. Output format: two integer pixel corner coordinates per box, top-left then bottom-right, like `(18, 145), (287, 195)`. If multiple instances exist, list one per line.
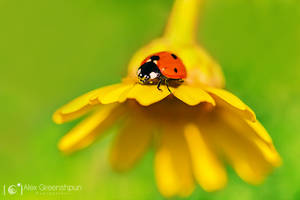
(151, 55), (160, 61)
(174, 68), (178, 73)
(171, 54), (177, 59)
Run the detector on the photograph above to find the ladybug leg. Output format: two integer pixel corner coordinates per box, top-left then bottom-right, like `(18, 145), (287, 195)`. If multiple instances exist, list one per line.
(165, 79), (172, 93)
(157, 79), (163, 91)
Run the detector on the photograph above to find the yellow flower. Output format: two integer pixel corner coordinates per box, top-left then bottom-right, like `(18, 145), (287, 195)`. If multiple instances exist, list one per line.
(53, 0), (281, 197)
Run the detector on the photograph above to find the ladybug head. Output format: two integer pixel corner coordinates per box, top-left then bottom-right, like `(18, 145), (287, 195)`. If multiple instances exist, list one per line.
(137, 56), (161, 84)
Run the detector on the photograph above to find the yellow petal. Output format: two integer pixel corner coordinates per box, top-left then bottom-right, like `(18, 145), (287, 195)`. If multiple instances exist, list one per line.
(58, 104), (124, 154)
(122, 84), (170, 106)
(155, 145), (179, 197)
(53, 104), (99, 125)
(184, 123), (227, 191)
(215, 133), (272, 184)
(217, 109), (281, 166)
(245, 119), (273, 146)
(155, 124), (194, 197)
(53, 84), (123, 124)
(109, 116), (153, 172)
(198, 111), (280, 184)
(204, 87), (256, 122)
(99, 83), (134, 104)
(173, 85), (215, 106)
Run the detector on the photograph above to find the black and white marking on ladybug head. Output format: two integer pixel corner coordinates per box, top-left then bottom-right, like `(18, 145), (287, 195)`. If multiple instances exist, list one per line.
(137, 60), (161, 83)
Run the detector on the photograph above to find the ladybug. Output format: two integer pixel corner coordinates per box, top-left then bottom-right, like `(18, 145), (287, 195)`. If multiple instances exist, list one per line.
(137, 51), (187, 92)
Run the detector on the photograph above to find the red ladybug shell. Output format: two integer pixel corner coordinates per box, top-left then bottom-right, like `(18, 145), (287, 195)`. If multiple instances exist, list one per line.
(141, 51), (187, 79)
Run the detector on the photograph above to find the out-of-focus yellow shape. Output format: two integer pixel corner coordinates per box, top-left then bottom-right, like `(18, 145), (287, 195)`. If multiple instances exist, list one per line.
(155, 124), (194, 197)
(184, 123), (227, 191)
(110, 116), (153, 172)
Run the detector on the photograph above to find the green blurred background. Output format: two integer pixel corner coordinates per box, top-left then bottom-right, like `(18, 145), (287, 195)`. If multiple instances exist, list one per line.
(0, 0), (299, 199)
